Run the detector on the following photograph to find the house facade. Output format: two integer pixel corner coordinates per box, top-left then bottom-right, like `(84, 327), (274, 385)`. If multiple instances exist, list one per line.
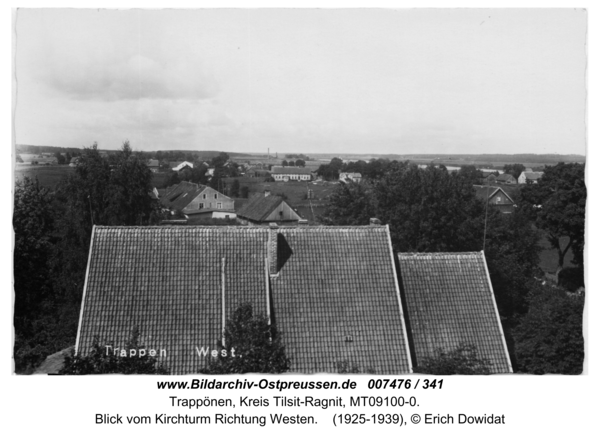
(170, 161), (194, 172)
(271, 166), (312, 181)
(146, 159), (160, 173)
(473, 185), (516, 213)
(160, 181), (236, 220)
(237, 192), (302, 226)
(518, 171), (543, 184)
(339, 172), (362, 183)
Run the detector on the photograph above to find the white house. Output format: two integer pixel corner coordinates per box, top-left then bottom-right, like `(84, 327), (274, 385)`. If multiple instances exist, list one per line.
(339, 172), (362, 183)
(170, 161), (194, 172)
(518, 172), (544, 184)
(271, 166), (312, 181)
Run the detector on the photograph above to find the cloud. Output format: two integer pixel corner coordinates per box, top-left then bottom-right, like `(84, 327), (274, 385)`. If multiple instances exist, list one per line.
(41, 54), (218, 102)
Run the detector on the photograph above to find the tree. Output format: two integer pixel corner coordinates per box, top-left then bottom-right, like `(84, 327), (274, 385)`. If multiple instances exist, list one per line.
(295, 159), (306, 167)
(240, 186), (250, 198)
(414, 343), (493, 375)
(335, 360), (375, 374)
(320, 181), (375, 226)
(13, 177), (54, 313)
(13, 177), (56, 372)
(512, 282), (584, 374)
(211, 152), (230, 168)
(281, 160), (288, 167)
(230, 179), (240, 198)
(375, 164), (484, 252)
(483, 208), (541, 321)
(199, 303), (290, 374)
(59, 328), (169, 374)
(520, 163), (586, 276)
(457, 165), (484, 184)
(105, 142), (159, 225)
(54, 152), (66, 165)
(503, 163), (526, 180)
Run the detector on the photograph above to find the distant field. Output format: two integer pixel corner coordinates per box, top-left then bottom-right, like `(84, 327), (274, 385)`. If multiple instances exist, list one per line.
(14, 165), (74, 189)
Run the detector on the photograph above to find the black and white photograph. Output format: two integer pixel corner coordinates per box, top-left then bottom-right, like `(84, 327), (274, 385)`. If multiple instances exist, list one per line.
(11, 7), (588, 378)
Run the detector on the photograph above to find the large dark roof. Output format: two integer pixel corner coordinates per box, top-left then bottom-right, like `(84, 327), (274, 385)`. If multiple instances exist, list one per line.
(237, 195), (285, 222)
(496, 173), (516, 183)
(159, 181), (207, 211)
(397, 252), (512, 373)
(76, 225), (412, 374)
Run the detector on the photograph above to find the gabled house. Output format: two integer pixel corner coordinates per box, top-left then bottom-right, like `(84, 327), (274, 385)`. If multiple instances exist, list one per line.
(473, 185), (516, 214)
(236, 191), (302, 226)
(146, 159), (160, 173)
(75, 224), (413, 374)
(271, 166), (312, 181)
(170, 161), (194, 172)
(160, 181), (235, 221)
(496, 173), (517, 184)
(339, 172), (362, 183)
(518, 171), (543, 184)
(397, 252), (512, 374)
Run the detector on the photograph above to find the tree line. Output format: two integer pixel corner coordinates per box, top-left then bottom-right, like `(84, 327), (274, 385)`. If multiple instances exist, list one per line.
(320, 161), (585, 374)
(13, 142), (163, 373)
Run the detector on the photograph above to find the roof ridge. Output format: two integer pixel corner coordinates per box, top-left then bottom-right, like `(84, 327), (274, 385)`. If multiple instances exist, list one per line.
(93, 225), (389, 231)
(397, 251), (483, 255)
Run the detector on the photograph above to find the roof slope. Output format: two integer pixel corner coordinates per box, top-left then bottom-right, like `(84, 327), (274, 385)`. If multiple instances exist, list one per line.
(237, 195), (284, 222)
(76, 225), (412, 374)
(473, 185), (514, 203)
(496, 174), (516, 183)
(271, 226), (411, 373)
(160, 181), (207, 211)
(397, 252), (512, 374)
(77, 226), (268, 374)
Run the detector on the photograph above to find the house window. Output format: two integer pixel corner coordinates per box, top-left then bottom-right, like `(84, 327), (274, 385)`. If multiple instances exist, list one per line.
(203, 194), (206, 199)
(199, 203), (204, 209)
(217, 203), (222, 209)
(496, 196), (501, 203)
(214, 193), (218, 199)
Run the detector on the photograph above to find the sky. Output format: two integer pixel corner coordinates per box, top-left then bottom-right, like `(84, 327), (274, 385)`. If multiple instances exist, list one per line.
(13, 8), (587, 155)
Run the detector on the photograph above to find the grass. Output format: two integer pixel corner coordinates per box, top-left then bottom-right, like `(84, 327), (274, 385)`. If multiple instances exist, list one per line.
(14, 165), (74, 190)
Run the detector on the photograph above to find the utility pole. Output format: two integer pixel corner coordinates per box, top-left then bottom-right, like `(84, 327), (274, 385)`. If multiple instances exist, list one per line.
(483, 177), (490, 251)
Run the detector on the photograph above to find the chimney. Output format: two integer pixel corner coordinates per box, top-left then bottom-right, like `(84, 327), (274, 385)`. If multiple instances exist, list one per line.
(264, 189), (271, 197)
(268, 223), (278, 275)
(370, 218), (381, 226)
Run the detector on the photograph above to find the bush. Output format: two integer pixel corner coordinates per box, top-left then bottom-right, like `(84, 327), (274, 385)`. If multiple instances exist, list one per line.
(59, 328), (169, 374)
(414, 343), (493, 375)
(199, 303), (290, 374)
